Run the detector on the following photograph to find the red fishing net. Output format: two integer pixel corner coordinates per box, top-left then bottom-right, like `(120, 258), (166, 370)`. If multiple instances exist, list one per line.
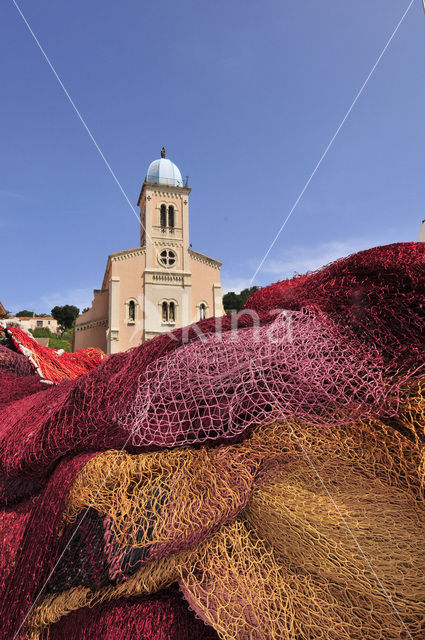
(0, 344), (35, 377)
(47, 588), (220, 640)
(0, 373), (46, 412)
(245, 242), (425, 368)
(5, 326), (106, 383)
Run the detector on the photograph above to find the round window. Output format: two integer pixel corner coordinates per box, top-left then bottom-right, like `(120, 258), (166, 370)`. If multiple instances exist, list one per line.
(159, 249), (176, 267)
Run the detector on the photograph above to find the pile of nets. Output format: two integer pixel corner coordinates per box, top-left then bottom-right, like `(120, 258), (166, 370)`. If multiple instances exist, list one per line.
(1, 242), (425, 640)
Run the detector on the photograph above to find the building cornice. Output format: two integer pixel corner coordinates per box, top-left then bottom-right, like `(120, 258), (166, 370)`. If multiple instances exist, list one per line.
(109, 247), (146, 262)
(137, 182), (191, 206)
(101, 247), (146, 289)
(75, 318), (108, 331)
(143, 268), (191, 276)
(189, 249), (222, 270)
(143, 268), (192, 286)
(152, 239), (183, 249)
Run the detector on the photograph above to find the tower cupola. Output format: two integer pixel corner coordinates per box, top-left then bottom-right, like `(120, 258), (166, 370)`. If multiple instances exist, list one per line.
(146, 148), (183, 187)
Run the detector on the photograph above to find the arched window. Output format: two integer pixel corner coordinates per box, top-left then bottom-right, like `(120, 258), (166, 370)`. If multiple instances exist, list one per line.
(159, 249), (176, 267)
(162, 301), (168, 322)
(169, 301), (175, 322)
(199, 302), (207, 320)
(160, 204), (167, 228)
(128, 300), (136, 322)
(168, 205), (175, 229)
(161, 301), (177, 324)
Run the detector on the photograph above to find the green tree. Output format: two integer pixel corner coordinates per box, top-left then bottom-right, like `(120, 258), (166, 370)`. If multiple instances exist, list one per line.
(51, 305), (80, 332)
(223, 286), (259, 313)
(222, 291), (239, 312)
(15, 310), (34, 317)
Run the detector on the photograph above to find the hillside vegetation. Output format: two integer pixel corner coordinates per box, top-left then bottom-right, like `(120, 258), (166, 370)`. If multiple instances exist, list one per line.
(29, 327), (73, 353)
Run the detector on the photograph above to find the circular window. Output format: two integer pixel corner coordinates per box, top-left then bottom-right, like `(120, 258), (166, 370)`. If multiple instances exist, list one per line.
(159, 249), (176, 267)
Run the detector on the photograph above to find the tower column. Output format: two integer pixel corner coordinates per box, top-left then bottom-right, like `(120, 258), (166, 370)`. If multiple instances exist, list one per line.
(213, 283), (223, 316)
(145, 191), (153, 267)
(107, 275), (120, 354)
(182, 196), (190, 271)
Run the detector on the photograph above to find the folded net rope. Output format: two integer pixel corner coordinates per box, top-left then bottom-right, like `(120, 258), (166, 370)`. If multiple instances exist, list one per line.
(61, 446), (282, 577)
(5, 326), (106, 383)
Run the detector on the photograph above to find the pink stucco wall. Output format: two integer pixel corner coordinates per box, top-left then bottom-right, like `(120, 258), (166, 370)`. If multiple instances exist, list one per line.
(74, 288), (108, 352)
(190, 254), (222, 321)
(111, 251), (146, 350)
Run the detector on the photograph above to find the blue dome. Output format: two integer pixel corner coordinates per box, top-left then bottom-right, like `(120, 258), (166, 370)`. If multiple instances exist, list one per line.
(146, 157), (183, 187)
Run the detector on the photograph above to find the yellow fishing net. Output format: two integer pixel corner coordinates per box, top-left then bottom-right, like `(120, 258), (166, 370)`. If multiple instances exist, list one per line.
(28, 413), (425, 640)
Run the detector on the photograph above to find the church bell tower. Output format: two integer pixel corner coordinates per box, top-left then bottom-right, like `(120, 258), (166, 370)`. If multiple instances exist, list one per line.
(137, 149), (192, 341)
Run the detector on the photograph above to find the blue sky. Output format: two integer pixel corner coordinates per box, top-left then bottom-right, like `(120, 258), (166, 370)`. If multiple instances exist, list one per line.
(1, 0), (425, 314)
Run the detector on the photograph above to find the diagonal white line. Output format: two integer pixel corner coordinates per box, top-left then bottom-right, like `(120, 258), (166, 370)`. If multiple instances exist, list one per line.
(11, 0), (172, 278)
(250, 0), (415, 285)
(11, 0), (140, 224)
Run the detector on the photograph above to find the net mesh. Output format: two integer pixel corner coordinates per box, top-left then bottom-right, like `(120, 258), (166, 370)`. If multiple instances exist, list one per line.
(0, 344), (35, 377)
(43, 588), (220, 640)
(0, 373), (46, 412)
(122, 311), (395, 448)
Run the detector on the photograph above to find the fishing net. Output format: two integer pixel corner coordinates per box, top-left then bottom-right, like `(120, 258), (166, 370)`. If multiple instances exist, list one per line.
(44, 588), (220, 640)
(14, 414), (424, 640)
(1, 242), (425, 639)
(0, 373), (46, 412)
(0, 344), (34, 377)
(5, 326), (106, 383)
(245, 242), (425, 369)
(123, 310), (393, 448)
(0, 310), (399, 494)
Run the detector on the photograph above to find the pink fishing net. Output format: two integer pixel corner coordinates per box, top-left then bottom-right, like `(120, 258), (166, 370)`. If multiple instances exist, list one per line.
(123, 311), (392, 448)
